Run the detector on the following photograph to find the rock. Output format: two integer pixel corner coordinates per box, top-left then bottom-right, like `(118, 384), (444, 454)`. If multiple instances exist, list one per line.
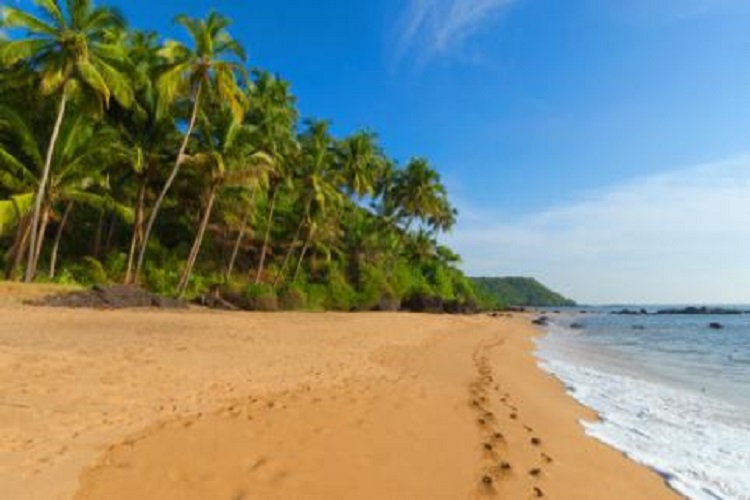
(569, 322), (584, 330)
(709, 322), (724, 330)
(657, 306), (742, 315)
(375, 295), (401, 312)
(531, 316), (549, 326)
(401, 293), (444, 313)
(611, 309), (645, 315)
(632, 325), (646, 331)
(29, 285), (188, 310)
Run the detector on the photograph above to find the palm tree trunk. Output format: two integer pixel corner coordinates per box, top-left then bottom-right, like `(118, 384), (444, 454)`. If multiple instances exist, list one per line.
(25, 92), (67, 282)
(176, 185), (217, 298)
(135, 82), (203, 280)
(253, 185), (278, 284)
(103, 212), (117, 255)
(225, 192), (255, 281)
(92, 209), (105, 259)
(49, 201), (73, 279)
(33, 204), (51, 273)
(124, 175), (148, 284)
(273, 209), (308, 288)
(5, 214), (32, 280)
(292, 225), (314, 284)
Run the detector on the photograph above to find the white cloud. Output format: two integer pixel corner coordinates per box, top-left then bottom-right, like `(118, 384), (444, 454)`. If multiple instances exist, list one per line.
(395, 0), (515, 65)
(446, 156), (750, 304)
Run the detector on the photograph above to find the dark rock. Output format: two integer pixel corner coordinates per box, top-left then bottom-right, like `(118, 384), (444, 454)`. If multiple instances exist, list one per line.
(531, 316), (549, 326)
(401, 293), (444, 313)
(375, 295), (401, 312)
(657, 306), (742, 315)
(709, 322), (724, 330)
(632, 325), (646, 331)
(569, 322), (584, 330)
(29, 285), (188, 310)
(612, 309), (646, 315)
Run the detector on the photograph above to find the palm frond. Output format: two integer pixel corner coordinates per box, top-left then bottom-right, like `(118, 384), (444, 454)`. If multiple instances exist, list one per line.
(0, 38), (50, 65)
(34, 0), (66, 28)
(92, 55), (134, 108)
(2, 8), (57, 35)
(76, 60), (111, 105)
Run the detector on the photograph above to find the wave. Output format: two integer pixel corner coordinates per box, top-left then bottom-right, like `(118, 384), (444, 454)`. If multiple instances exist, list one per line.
(537, 347), (750, 499)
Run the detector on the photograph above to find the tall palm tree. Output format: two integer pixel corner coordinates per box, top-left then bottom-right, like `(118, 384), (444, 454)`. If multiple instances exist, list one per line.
(0, 105), (130, 279)
(175, 106), (270, 298)
(390, 158), (456, 234)
(1, 0), (134, 281)
(245, 71), (298, 283)
(110, 30), (177, 284)
(336, 131), (385, 199)
(135, 11), (247, 280)
(274, 120), (342, 285)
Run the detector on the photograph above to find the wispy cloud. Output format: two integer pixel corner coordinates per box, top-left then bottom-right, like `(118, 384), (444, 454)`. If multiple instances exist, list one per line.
(394, 0), (515, 66)
(446, 156), (750, 304)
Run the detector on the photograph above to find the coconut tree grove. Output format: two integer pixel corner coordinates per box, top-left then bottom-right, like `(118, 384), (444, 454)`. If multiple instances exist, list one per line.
(0, 1), (482, 311)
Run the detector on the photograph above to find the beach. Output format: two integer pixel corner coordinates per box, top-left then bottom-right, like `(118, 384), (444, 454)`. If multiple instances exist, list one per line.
(0, 298), (676, 499)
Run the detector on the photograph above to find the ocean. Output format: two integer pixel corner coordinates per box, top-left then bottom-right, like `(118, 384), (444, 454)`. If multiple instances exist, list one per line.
(535, 308), (750, 500)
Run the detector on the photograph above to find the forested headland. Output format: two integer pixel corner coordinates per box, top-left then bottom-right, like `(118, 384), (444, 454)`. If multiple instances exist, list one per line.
(0, 1), (484, 311)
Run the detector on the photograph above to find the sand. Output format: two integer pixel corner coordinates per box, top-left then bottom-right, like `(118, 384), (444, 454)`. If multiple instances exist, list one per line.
(0, 296), (677, 499)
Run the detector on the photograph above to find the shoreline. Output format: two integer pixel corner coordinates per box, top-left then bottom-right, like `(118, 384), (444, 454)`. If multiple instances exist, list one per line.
(0, 304), (677, 499)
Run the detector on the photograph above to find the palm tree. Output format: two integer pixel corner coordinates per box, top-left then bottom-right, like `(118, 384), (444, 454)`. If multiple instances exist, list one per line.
(336, 131), (385, 199)
(0, 104), (130, 279)
(175, 106), (270, 298)
(274, 120), (342, 286)
(1, 0), (134, 281)
(245, 71), (299, 283)
(135, 11), (247, 280)
(390, 158), (456, 234)
(110, 30), (178, 284)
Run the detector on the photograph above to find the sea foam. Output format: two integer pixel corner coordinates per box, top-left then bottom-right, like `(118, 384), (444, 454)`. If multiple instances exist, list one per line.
(537, 325), (750, 500)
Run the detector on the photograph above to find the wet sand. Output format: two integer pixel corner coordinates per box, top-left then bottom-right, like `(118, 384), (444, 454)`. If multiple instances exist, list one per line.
(0, 298), (676, 499)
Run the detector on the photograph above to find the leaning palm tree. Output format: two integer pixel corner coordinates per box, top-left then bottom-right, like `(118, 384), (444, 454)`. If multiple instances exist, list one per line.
(245, 71), (299, 283)
(111, 30), (178, 284)
(390, 157), (455, 234)
(0, 104), (130, 279)
(134, 11), (247, 280)
(274, 120), (343, 286)
(0, 0), (134, 281)
(336, 131), (385, 199)
(175, 105), (271, 298)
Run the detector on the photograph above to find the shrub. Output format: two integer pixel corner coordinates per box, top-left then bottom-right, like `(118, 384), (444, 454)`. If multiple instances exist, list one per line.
(324, 268), (357, 311)
(244, 283), (278, 311)
(279, 284), (307, 310)
(143, 263), (180, 296)
(357, 264), (393, 311)
(82, 257), (108, 285)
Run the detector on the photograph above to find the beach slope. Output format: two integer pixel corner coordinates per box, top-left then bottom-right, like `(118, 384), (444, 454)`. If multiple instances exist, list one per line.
(0, 306), (676, 499)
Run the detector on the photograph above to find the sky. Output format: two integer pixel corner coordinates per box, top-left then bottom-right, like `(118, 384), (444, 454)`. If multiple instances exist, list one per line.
(11, 0), (750, 304)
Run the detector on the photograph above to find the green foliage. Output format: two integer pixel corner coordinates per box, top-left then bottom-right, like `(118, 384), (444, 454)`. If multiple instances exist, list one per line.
(357, 263), (394, 311)
(278, 283), (307, 310)
(471, 277), (576, 309)
(243, 283), (278, 311)
(0, 5), (484, 312)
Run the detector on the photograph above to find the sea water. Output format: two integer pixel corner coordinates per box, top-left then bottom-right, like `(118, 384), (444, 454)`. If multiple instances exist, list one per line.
(535, 309), (750, 499)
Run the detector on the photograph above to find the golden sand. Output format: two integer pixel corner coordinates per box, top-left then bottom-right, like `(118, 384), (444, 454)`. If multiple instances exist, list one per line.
(0, 298), (676, 499)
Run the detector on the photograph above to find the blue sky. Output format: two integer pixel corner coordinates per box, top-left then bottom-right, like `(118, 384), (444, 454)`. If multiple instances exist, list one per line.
(12, 0), (750, 303)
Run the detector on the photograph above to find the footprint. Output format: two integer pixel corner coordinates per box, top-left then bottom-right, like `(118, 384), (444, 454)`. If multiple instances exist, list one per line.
(530, 437), (542, 446)
(529, 468), (542, 478)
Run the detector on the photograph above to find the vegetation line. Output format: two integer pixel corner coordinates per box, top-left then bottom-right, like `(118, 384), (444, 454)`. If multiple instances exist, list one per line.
(0, 1), (489, 312)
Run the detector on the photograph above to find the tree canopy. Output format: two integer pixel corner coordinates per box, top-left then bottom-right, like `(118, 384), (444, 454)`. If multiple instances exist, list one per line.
(0, 1), (486, 312)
